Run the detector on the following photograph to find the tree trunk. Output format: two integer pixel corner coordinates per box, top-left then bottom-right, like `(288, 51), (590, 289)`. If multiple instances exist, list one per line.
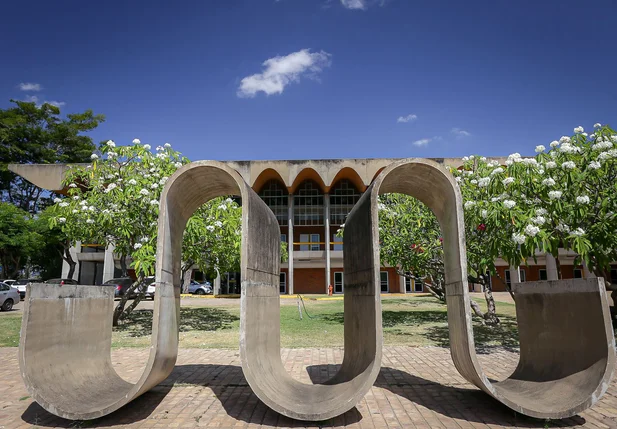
(64, 247), (77, 279)
(482, 281), (500, 325)
(112, 276), (144, 326)
(120, 255), (128, 277)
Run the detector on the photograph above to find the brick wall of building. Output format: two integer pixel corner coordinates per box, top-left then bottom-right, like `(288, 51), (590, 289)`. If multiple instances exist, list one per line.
(294, 268), (326, 294)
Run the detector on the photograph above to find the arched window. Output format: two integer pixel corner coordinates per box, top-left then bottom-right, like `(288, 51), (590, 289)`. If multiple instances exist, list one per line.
(293, 180), (323, 226)
(330, 179), (361, 225)
(258, 179), (288, 225)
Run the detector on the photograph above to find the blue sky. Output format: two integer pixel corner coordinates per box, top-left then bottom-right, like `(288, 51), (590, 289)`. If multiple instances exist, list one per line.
(2, 0), (616, 161)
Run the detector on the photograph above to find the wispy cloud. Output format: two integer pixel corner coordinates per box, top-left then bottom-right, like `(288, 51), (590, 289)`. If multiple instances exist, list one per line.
(341, 0), (366, 9)
(19, 82), (42, 91)
(339, 0), (386, 10)
(238, 49), (332, 98)
(44, 100), (66, 107)
(451, 128), (471, 137)
(24, 95), (40, 104)
(412, 138), (432, 147)
(397, 114), (417, 123)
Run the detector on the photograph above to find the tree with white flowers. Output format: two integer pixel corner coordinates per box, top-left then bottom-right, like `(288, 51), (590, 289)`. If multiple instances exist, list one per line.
(49, 140), (243, 325)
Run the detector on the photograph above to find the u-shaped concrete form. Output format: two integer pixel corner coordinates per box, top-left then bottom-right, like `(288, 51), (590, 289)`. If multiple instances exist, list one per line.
(365, 158), (615, 419)
(18, 158), (615, 421)
(19, 160), (382, 421)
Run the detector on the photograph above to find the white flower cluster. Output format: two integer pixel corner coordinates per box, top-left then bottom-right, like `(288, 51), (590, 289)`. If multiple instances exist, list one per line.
(545, 161), (557, 169)
(490, 167), (504, 176)
(561, 161), (576, 170)
(549, 140), (559, 148)
(134, 243), (142, 249)
(174, 162), (183, 168)
(470, 179), (478, 184)
(531, 215), (546, 225)
(502, 177), (514, 186)
(542, 177), (555, 186)
(592, 140), (612, 151)
(571, 228), (585, 237)
(206, 225), (215, 232)
(524, 224), (540, 237)
(464, 201), (476, 209)
(573, 126), (584, 134)
(104, 183), (117, 193)
(535, 145), (546, 153)
(139, 189), (149, 195)
(218, 204), (228, 210)
(59, 202), (69, 207)
(128, 179), (137, 185)
(521, 158), (538, 167)
(150, 183), (159, 189)
(54, 197), (62, 203)
(589, 161), (601, 169)
(143, 144), (151, 150)
(149, 199), (158, 205)
(503, 200), (516, 209)
(107, 151), (117, 158)
(133, 138), (141, 144)
(478, 177), (490, 187)
(556, 223), (570, 233)
(481, 209), (488, 218)
(512, 233), (526, 244)
(107, 140), (116, 148)
(536, 208), (547, 215)
(560, 136), (570, 144)
(214, 220), (223, 228)
(594, 123), (602, 128)
(91, 154), (99, 160)
(559, 143), (580, 154)
(576, 195), (590, 204)
(505, 153), (522, 165)
(548, 191), (563, 200)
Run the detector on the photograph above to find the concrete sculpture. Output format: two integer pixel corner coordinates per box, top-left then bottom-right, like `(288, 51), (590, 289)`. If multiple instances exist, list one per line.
(19, 158), (614, 422)
(364, 159), (615, 419)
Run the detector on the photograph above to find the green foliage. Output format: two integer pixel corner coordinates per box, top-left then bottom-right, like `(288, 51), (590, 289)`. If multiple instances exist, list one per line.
(0, 202), (41, 278)
(451, 124), (617, 279)
(0, 100), (104, 212)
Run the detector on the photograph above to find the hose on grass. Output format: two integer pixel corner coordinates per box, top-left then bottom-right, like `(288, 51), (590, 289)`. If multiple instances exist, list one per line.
(297, 294), (317, 320)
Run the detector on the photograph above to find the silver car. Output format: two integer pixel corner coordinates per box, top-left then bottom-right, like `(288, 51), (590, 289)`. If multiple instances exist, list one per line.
(0, 282), (20, 311)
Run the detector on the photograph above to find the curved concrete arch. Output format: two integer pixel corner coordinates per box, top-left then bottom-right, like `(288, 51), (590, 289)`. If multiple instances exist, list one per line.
(367, 158), (615, 419)
(19, 161), (251, 420)
(329, 167), (367, 193)
(251, 167), (289, 193)
(289, 167), (328, 194)
(239, 164), (383, 420)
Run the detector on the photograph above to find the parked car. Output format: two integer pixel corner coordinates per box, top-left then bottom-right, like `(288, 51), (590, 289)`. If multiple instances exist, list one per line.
(0, 282), (20, 311)
(188, 280), (212, 295)
(144, 276), (155, 300)
(103, 277), (135, 298)
(45, 278), (79, 285)
(0, 279), (16, 287)
(13, 278), (39, 299)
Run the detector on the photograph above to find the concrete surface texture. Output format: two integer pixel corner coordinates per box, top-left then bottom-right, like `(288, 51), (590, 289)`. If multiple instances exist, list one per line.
(369, 158), (615, 419)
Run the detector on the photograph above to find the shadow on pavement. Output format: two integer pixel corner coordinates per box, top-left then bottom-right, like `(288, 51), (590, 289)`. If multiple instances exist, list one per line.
(21, 363), (363, 427)
(306, 365), (586, 428)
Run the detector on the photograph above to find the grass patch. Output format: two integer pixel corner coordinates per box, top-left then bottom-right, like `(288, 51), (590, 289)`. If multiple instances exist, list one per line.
(0, 313), (21, 347)
(1, 296), (521, 349)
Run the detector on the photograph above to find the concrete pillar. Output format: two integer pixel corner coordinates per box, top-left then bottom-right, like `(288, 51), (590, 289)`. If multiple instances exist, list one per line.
(102, 244), (115, 283)
(545, 253), (559, 280)
(213, 268), (221, 295)
(287, 194), (294, 295)
(508, 265), (520, 283)
(399, 273), (407, 294)
(61, 241), (81, 281)
(324, 193), (331, 294)
(583, 261), (596, 279)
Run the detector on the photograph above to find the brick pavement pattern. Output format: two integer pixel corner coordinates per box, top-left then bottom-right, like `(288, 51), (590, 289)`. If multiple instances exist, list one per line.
(0, 346), (616, 428)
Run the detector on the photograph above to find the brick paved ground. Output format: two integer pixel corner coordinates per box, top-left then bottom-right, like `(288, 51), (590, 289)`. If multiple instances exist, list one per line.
(1, 347), (616, 429)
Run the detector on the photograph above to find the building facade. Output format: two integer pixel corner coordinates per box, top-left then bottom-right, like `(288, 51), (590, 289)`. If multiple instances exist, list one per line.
(12, 157), (611, 294)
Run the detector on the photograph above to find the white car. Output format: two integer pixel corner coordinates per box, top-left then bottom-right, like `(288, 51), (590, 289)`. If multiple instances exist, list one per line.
(0, 282), (20, 311)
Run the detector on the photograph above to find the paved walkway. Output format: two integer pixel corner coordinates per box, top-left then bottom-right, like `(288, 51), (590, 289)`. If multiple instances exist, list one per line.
(0, 347), (616, 429)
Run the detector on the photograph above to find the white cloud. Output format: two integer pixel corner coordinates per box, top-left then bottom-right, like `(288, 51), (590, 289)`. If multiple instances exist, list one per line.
(341, 0), (366, 9)
(44, 100), (66, 107)
(451, 128), (471, 137)
(412, 138), (431, 147)
(24, 95), (40, 104)
(238, 49), (332, 98)
(19, 82), (42, 91)
(397, 114), (417, 123)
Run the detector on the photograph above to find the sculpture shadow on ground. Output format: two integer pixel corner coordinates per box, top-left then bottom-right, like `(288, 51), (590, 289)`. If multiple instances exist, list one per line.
(21, 363), (363, 427)
(307, 365), (586, 428)
(114, 307), (239, 337)
(320, 309), (520, 354)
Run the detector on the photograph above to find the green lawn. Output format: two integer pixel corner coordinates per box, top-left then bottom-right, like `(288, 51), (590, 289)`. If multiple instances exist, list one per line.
(0, 296), (520, 349)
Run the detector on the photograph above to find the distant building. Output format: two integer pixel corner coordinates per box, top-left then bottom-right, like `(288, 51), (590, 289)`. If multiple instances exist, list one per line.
(12, 158), (609, 294)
